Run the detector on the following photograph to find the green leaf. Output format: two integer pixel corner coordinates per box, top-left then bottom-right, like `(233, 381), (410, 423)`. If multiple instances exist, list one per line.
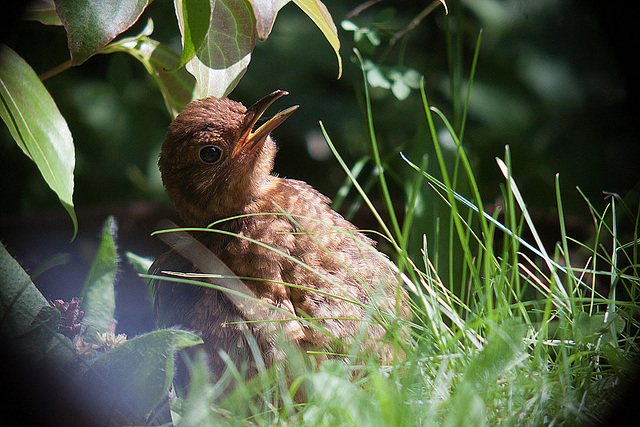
(248, 0), (279, 40)
(55, 0), (149, 65)
(0, 245), (74, 363)
(402, 69), (421, 88)
(186, 0), (256, 98)
(125, 251), (154, 275)
(0, 45), (77, 236)
(574, 311), (625, 347)
(17, 306), (61, 358)
(465, 321), (526, 388)
(292, 0), (341, 78)
(390, 72), (410, 100)
(81, 216), (118, 344)
(340, 19), (358, 32)
(172, 0), (214, 71)
(444, 382), (486, 427)
(365, 63), (390, 89)
(341, 20), (380, 46)
(102, 20), (196, 117)
(174, 350), (215, 425)
(24, 0), (63, 26)
(0, 244), (51, 338)
(82, 329), (203, 423)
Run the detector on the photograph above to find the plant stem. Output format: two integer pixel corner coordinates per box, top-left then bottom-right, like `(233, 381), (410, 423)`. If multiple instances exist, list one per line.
(388, 0), (448, 50)
(39, 60), (73, 81)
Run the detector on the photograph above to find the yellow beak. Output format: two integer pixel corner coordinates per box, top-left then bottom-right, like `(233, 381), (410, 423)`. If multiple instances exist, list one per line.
(231, 90), (299, 159)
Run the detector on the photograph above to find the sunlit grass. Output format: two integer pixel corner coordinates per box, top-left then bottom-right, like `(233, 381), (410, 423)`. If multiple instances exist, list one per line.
(151, 56), (640, 426)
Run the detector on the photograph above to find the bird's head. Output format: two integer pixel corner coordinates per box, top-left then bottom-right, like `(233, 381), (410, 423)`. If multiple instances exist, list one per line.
(159, 90), (298, 226)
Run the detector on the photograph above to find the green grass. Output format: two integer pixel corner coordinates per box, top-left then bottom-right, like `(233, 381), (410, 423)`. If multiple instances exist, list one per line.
(157, 56), (640, 426)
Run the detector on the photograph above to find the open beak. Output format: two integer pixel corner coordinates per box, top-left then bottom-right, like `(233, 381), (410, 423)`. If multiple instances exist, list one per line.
(231, 90), (299, 159)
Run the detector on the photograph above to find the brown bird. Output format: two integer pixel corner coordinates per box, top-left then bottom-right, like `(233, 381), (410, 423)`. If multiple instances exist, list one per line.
(150, 90), (410, 382)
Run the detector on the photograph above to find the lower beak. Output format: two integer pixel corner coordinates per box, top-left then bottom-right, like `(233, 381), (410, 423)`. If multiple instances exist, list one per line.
(231, 90), (299, 159)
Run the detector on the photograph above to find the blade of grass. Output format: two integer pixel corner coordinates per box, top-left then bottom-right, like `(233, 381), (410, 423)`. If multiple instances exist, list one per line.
(419, 78), (480, 289)
(458, 29), (482, 144)
(331, 156), (369, 211)
(502, 146), (524, 303)
(604, 194), (618, 325)
(555, 174), (578, 312)
(401, 152), (570, 275)
(353, 48), (403, 247)
(496, 157), (571, 312)
(319, 121), (400, 252)
(400, 154), (428, 251)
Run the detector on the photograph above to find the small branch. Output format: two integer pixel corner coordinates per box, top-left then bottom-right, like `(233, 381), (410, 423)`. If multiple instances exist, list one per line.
(388, 0), (448, 49)
(346, 0), (386, 19)
(39, 59), (73, 81)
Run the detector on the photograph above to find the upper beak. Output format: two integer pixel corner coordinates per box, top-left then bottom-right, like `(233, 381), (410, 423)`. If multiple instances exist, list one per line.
(231, 90), (299, 159)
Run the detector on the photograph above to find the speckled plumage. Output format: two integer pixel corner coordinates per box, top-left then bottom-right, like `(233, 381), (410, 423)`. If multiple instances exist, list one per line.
(150, 91), (410, 381)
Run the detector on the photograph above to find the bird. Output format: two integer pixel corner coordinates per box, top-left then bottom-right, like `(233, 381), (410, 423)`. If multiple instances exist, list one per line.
(149, 90), (410, 383)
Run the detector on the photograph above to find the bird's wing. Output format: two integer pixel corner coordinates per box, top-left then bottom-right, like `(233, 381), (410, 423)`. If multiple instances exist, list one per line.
(148, 248), (206, 328)
(152, 228), (306, 344)
(223, 212), (307, 343)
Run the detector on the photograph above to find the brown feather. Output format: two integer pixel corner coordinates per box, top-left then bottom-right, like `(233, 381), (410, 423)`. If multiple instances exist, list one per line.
(150, 92), (410, 383)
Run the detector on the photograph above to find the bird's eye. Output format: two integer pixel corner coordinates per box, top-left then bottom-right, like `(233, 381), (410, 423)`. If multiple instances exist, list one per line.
(199, 145), (223, 164)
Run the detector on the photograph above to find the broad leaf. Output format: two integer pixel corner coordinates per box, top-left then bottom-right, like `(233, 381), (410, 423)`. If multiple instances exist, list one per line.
(0, 45), (77, 235)
(186, 0), (256, 98)
(146, 41), (197, 116)
(55, 0), (149, 65)
(465, 321), (527, 387)
(248, 0), (279, 40)
(173, 0), (215, 71)
(81, 216), (118, 345)
(574, 311), (625, 348)
(0, 245), (74, 363)
(18, 305), (61, 359)
(292, 0), (341, 78)
(102, 20), (196, 117)
(82, 329), (203, 423)
(24, 0), (63, 26)
(0, 244), (51, 338)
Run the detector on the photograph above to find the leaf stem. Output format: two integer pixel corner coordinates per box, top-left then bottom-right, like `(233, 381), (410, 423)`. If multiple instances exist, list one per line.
(39, 60), (73, 81)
